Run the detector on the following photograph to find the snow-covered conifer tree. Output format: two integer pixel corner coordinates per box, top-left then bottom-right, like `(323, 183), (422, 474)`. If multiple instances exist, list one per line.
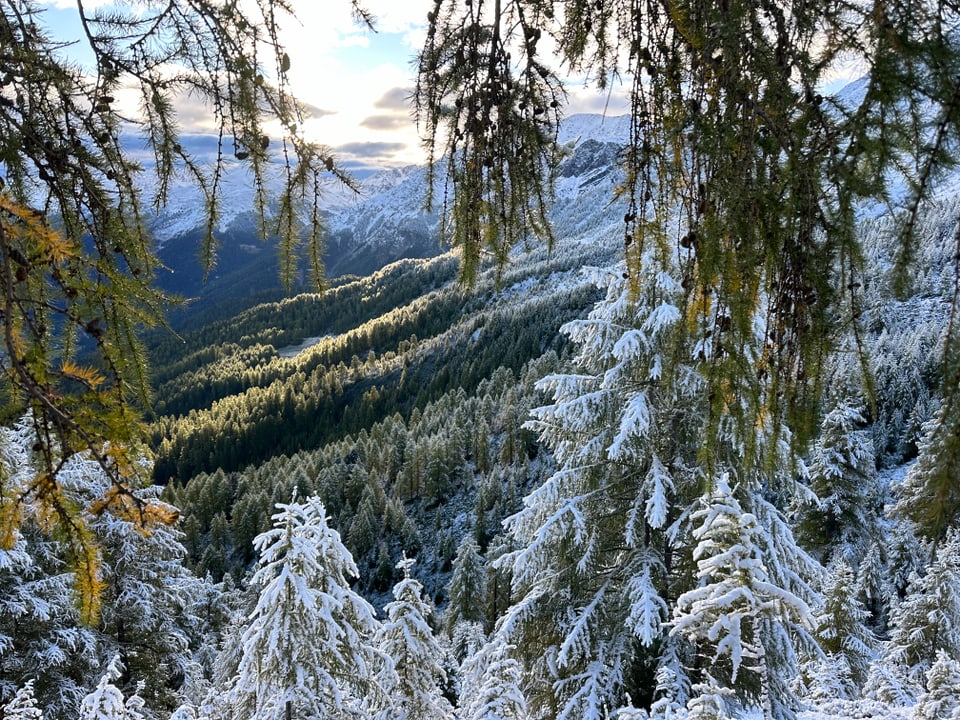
(375, 556), (454, 720)
(866, 529), (960, 702)
(458, 634), (527, 720)
(499, 259), (821, 718)
(672, 474), (816, 719)
(894, 388), (960, 542)
(90, 492), (194, 711)
(914, 650), (960, 720)
(0, 531), (99, 717)
(78, 656), (146, 720)
(230, 495), (385, 720)
(795, 400), (878, 564)
(0, 420), (100, 717)
(445, 534), (487, 637)
(501, 264), (694, 719)
(799, 557), (876, 700)
(27, 446), (196, 715)
(2, 681), (43, 720)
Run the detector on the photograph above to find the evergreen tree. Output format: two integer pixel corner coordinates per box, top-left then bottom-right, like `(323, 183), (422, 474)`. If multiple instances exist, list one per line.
(78, 656), (147, 720)
(799, 558), (876, 700)
(498, 259), (822, 718)
(0, 530), (98, 718)
(500, 264), (694, 719)
(795, 401), (879, 564)
(445, 535), (488, 636)
(92, 493), (194, 712)
(894, 404), (960, 542)
(229, 495), (385, 720)
(819, 557), (876, 690)
(672, 475), (816, 719)
(375, 557), (454, 720)
(867, 530), (960, 702)
(2, 681), (42, 720)
(914, 650), (960, 720)
(458, 635), (528, 720)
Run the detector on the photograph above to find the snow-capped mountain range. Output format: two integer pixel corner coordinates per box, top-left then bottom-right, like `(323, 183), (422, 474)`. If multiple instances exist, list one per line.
(146, 114), (631, 304)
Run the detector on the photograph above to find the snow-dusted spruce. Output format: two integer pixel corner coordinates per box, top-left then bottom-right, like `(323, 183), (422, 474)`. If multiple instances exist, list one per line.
(1, 416), (221, 719)
(866, 529), (960, 703)
(797, 557), (876, 700)
(2, 681), (43, 720)
(914, 650), (960, 720)
(497, 257), (824, 719)
(78, 656), (147, 720)
(90, 492), (194, 710)
(501, 263), (696, 720)
(894, 402), (960, 542)
(445, 534), (487, 642)
(41, 447), (204, 715)
(672, 474), (817, 720)
(458, 634), (528, 720)
(229, 494), (386, 720)
(794, 400), (879, 565)
(375, 556), (454, 720)
(0, 524), (99, 717)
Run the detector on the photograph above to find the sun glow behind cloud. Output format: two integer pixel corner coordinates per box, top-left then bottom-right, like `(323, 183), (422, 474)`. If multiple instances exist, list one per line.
(273, 0), (432, 171)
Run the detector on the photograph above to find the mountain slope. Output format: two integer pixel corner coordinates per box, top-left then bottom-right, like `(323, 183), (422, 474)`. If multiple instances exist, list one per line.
(146, 114), (629, 321)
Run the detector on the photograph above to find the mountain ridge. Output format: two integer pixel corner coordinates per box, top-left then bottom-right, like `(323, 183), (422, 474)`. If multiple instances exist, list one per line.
(145, 114), (630, 314)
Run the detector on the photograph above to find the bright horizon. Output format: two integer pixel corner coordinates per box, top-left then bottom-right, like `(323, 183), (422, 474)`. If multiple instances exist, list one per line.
(34, 0), (859, 175)
(36, 0), (630, 175)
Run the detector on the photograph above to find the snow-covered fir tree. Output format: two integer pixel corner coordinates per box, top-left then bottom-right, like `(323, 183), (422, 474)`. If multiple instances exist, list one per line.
(90, 494), (194, 711)
(817, 557), (877, 700)
(458, 634), (528, 720)
(501, 263), (696, 719)
(894, 401), (960, 542)
(446, 534), (487, 626)
(30, 444), (208, 716)
(2, 681), (43, 720)
(914, 649), (960, 720)
(866, 529), (960, 703)
(228, 495), (385, 720)
(672, 474), (816, 720)
(795, 400), (879, 564)
(797, 557), (876, 700)
(375, 556), (454, 720)
(445, 534), (488, 649)
(78, 656), (147, 720)
(499, 259), (822, 719)
(0, 529), (99, 717)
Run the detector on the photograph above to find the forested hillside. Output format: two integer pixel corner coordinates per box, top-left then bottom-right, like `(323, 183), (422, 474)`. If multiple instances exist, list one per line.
(5, 0), (960, 715)
(55, 141), (949, 720)
(5, 114), (960, 720)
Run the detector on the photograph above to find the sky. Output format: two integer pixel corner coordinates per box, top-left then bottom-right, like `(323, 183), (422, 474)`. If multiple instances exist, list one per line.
(34, 1), (860, 174)
(35, 0), (628, 175)
(31, 0), (632, 175)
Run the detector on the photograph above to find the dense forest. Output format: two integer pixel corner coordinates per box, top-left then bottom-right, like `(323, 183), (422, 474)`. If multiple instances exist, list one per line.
(5, 175), (960, 719)
(5, 0), (960, 719)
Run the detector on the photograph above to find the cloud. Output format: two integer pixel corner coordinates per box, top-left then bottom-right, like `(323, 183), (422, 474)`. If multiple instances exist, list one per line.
(299, 101), (337, 120)
(374, 87), (413, 110)
(336, 141), (407, 158)
(361, 114), (412, 131)
(332, 140), (412, 174)
(361, 1), (431, 38)
(565, 85), (631, 117)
